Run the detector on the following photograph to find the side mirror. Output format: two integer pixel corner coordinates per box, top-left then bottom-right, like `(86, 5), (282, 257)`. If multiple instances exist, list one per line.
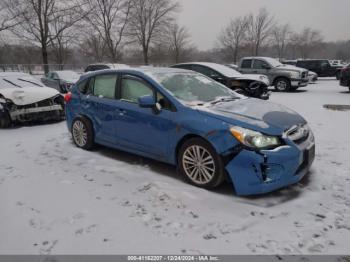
(138, 95), (156, 108)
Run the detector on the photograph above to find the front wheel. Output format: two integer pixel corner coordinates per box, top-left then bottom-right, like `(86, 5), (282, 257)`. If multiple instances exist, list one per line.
(274, 78), (291, 92)
(178, 138), (225, 189)
(71, 117), (94, 150)
(0, 109), (11, 128)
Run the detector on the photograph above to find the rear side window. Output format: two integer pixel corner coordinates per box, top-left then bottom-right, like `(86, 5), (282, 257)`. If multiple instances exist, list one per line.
(241, 59), (252, 69)
(93, 74), (117, 99)
(121, 76), (153, 103)
(78, 79), (89, 93)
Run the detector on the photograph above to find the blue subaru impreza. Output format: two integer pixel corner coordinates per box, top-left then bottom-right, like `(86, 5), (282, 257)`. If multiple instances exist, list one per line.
(65, 68), (315, 196)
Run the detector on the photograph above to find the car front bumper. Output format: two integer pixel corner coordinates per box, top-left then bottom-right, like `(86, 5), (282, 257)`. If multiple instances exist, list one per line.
(225, 131), (315, 196)
(291, 78), (309, 87)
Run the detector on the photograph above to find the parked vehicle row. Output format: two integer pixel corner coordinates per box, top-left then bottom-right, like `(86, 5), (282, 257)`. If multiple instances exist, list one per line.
(65, 67), (315, 195)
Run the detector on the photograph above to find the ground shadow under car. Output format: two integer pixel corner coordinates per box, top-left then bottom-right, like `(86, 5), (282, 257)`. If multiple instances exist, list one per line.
(77, 139), (315, 206)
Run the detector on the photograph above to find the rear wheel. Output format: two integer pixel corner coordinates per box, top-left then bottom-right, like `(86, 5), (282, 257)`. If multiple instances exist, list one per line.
(274, 78), (291, 92)
(0, 109), (11, 128)
(178, 138), (225, 189)
(71, 117), (94, 150)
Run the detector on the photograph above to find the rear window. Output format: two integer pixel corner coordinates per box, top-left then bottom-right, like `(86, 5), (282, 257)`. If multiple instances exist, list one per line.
(241, 59), (252, 69)
(93, 74), (117, 99)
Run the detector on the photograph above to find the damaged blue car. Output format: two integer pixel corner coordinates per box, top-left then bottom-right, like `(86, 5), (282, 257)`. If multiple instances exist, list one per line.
(65, 68), (315, 196)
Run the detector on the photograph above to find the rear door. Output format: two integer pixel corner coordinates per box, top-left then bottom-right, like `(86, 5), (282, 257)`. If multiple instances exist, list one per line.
(80, 73), (119, 144)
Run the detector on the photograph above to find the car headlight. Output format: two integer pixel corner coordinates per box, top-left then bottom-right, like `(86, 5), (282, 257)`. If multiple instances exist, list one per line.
(230, 126), (280, 149)
(290, 72), (301, 78)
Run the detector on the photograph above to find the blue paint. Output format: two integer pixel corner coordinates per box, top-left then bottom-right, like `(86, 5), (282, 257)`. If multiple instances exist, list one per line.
(66, 68), (315, 196)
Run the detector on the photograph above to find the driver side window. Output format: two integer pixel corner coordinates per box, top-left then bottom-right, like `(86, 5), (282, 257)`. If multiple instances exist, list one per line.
(253, 60), (269, 69)
(121, 76), (153, 103)
(191, 65), (218, 78)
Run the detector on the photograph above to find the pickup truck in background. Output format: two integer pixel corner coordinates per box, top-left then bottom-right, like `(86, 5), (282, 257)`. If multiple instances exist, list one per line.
(238, 57), (309, 92)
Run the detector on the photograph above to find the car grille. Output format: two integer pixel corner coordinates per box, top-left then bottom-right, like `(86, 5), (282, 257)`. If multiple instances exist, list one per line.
(18, 95), (64, 110)
(285, 124), (310, 145)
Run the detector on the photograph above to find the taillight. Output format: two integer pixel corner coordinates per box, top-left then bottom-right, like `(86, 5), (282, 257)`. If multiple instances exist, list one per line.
(64, 92), (72, 103)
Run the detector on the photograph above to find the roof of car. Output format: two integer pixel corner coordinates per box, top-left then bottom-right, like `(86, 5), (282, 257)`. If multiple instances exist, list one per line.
(80, 67), (193, 80)
(173, 62), (242, 78)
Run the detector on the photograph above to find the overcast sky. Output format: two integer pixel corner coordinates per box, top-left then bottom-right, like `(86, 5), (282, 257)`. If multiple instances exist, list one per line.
(176, 0), (350, 50)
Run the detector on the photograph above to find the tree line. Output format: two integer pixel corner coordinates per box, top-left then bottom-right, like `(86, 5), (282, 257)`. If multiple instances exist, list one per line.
(0, 2), (349, 73)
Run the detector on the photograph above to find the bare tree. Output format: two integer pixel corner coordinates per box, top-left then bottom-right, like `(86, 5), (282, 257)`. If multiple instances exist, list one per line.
(168, 23), (191, 63)
(218, 15), (249, 63)
(248, 8), (274, 56)
(272, 23), (291, 59)
(291, 27), (323, 59)
(80, 33), (107, 62)
(3, 0), (88, 73)
(128, 0), (180, 65)
(86, 0), (131, 62)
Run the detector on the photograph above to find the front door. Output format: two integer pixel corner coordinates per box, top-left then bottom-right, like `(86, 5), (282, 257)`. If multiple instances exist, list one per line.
(114, 74), (175, 159)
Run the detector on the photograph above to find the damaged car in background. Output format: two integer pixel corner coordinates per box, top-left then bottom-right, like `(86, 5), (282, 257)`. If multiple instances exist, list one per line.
(0, 72), (65, 128)
(41, 70), (80, 93)
(171, 62), (271, 100)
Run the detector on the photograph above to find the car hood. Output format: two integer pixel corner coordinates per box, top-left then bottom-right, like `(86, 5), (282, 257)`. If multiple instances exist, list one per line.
(197, 98), (306, 135)
(234, 74), (270, 85)
(277, 65), (307, 73)
(0, 87), (60, 105)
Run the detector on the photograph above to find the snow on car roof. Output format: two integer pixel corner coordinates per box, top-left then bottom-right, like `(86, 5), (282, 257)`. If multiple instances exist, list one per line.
(176, 62), (242, 78)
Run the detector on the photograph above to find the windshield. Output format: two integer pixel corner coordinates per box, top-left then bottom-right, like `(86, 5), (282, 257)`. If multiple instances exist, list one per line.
(203, 63), (242, 77)
(150, 72), (240, 105)
(264, 57), (283, 67)
(0, 75), (44, 89)
(56, 71), (79, 80)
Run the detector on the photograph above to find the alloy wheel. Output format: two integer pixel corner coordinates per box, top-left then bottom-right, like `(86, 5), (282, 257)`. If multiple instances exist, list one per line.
(72, 120), (88, 147)
(182, 145), (216, 185)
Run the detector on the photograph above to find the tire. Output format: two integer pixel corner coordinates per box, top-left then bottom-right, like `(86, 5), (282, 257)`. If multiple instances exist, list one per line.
(0, 110), (11, 128)
(177, 138), (225, 189)
(274, 78), (291, 92)
(71, 117), (94, 150)
(336, 72), (341, 80)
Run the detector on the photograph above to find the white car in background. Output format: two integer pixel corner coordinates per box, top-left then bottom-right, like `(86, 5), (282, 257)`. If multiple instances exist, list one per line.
(0, 72), (65, 128)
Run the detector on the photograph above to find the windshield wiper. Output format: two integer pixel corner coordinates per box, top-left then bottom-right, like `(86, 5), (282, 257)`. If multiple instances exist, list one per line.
(3, 79), (22, 87)
(18, 78), (43, 87)
(210, 96), (239, 105)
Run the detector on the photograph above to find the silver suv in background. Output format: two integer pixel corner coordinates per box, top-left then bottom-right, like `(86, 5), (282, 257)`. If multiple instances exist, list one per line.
(238, 57), (309, 92)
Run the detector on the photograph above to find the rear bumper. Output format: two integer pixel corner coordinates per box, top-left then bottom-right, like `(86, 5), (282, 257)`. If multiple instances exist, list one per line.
(225, 132), (315, 196)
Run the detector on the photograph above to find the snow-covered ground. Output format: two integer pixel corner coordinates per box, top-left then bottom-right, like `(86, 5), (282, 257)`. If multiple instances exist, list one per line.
(1, 79), (350, 255)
